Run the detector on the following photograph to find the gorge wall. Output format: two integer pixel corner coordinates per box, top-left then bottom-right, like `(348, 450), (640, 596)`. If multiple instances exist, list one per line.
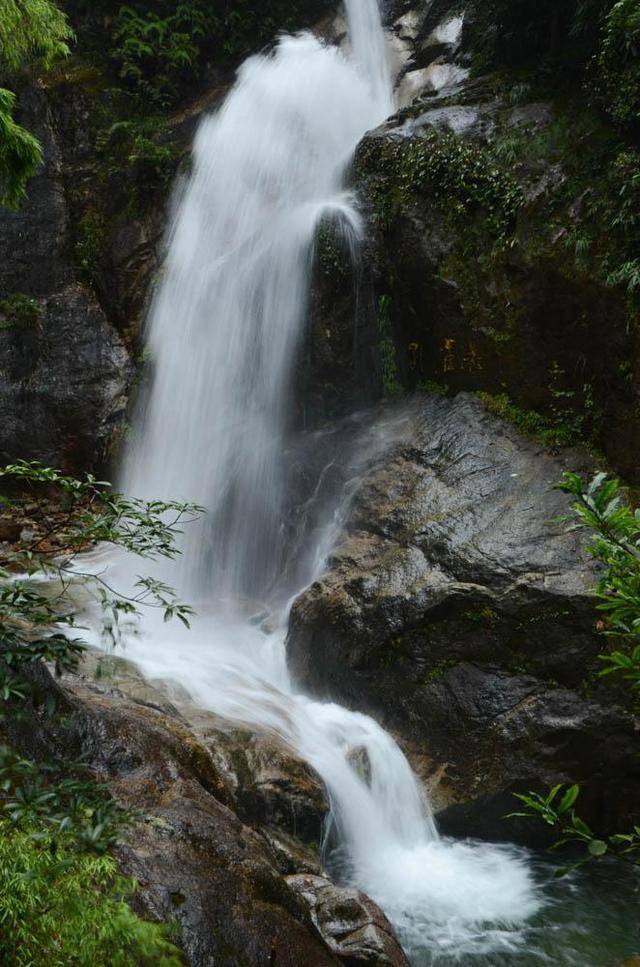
(2, 0), (638, 479)
(2, 1), (640, 963)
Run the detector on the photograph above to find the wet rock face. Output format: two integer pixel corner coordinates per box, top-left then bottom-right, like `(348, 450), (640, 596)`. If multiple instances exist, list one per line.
(0, 83), (134, 472)
(0, 84), (71, 298)
(69, 686), (336, 967)
(287, 393), (640, 841)
(11, 658), (405, 967)
(353, 74), (640, 482)
(298, 220), (381, 429)
(0, 284), (132, 470)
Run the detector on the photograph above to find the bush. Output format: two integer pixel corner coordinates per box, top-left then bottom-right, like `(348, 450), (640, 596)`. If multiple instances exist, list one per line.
(595, 0), (640, 126)
(0, 293), (43, 329)
(0, 822), (183, 967)
(0, 88), (43, 208)
(96, 117), (177, 189)
(113, 2), (213, 107)
(0, 461), (202, 961)
(108, 1), (333, 106)
(460, 0), (612, 72)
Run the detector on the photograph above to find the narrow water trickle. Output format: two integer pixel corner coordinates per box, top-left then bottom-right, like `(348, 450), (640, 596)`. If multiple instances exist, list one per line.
(113, 1), (551, 962)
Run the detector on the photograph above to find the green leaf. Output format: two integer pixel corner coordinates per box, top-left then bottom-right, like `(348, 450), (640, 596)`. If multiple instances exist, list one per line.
(545, 784), (562, 807)
(571, 813), (593, 839)
(557, 784), (580, 815)
(588, 839), (608, 857)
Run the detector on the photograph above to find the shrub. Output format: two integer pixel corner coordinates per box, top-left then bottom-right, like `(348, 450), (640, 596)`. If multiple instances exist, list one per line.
(595, 0), (640, 126)
(0, 822), (183, 967)
(0, 293), (42, 329)
(460, 0), (612, 72)
(0, 88), (43, 208)
(113, 2), (213, 107)
(0, 461), (203, 959)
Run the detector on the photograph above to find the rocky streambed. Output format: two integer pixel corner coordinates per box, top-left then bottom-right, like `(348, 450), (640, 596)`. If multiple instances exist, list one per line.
(4, 391), (637, 966)
(10, 651), (405, 967)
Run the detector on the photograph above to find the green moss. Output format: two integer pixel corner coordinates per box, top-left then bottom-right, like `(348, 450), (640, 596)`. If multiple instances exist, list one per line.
(416, 379), (449, 397)
(421, 659), (457, 684)
(314, 219), (351, 281)
(505, 650), (533, 675)
(0, 294), (43, 330)
(75, 209), (108, 282)
(463, 606), (501, 629)
(477, 391), (589, 447)
(357, 131), (523, 237)
(377, 294), (402, 398)
(519, 607), (572, 626)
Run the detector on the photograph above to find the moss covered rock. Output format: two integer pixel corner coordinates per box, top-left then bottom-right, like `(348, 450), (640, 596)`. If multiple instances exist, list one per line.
(353, 76), (640, 480)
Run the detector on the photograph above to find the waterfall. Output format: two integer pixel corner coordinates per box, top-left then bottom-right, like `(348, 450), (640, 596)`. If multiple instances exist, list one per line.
(118, 1), (542, 960)
(123, 18), (387, 600)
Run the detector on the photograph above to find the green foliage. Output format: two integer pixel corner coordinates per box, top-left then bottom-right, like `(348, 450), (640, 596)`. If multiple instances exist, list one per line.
(0, 821), (182, 966)
(509, 784), (640, 873)
(0, 461), (200, 963)
(461, 0), (639, 128)
(109, 1), (327, 107)
(459, 0), (611, 72)
(417, 379), (449, 397)
(75, 209), (108, 279)
(595, 0), (640, 126)
(358, 132), (523, 238)
(486, 104), (640, 316)
(0, 293), (42, 329)
(377, 295), (402, 398)
(0, 748), (128, 853)
(0, 1), (73, 207)
(580, 144), (640, 305)
(558, 471), (640, 679)
(0, 87), (43, 208)
(113, 2), (212, 107)
(0, 459), (203, 733)
(512, 471), (640, 870)
(97, 117), (177, 188)
(0, 0), (73, 73)
(477, 390), (589, 448)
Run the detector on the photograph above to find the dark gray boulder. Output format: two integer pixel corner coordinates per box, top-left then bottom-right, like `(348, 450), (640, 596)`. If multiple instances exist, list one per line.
(287, 393), (640, 841)
(0, 284), (132, 470)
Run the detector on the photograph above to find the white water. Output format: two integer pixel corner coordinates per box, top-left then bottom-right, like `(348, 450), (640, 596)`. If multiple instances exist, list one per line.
(117, 1), (542, 960)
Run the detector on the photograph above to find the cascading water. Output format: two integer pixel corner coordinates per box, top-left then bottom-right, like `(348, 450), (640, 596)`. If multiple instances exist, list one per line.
(123, 23), (387, 599)
(107, 2), (604, 962)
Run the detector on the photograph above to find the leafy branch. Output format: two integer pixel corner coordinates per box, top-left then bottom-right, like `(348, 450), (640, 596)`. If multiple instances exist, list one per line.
(510, 471), (640, 871)
(509, 784), (640, 874)
(0, 460), (204, 850)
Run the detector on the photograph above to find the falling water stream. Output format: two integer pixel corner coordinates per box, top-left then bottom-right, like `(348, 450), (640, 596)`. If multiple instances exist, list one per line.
(98, 2), (640, 963)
